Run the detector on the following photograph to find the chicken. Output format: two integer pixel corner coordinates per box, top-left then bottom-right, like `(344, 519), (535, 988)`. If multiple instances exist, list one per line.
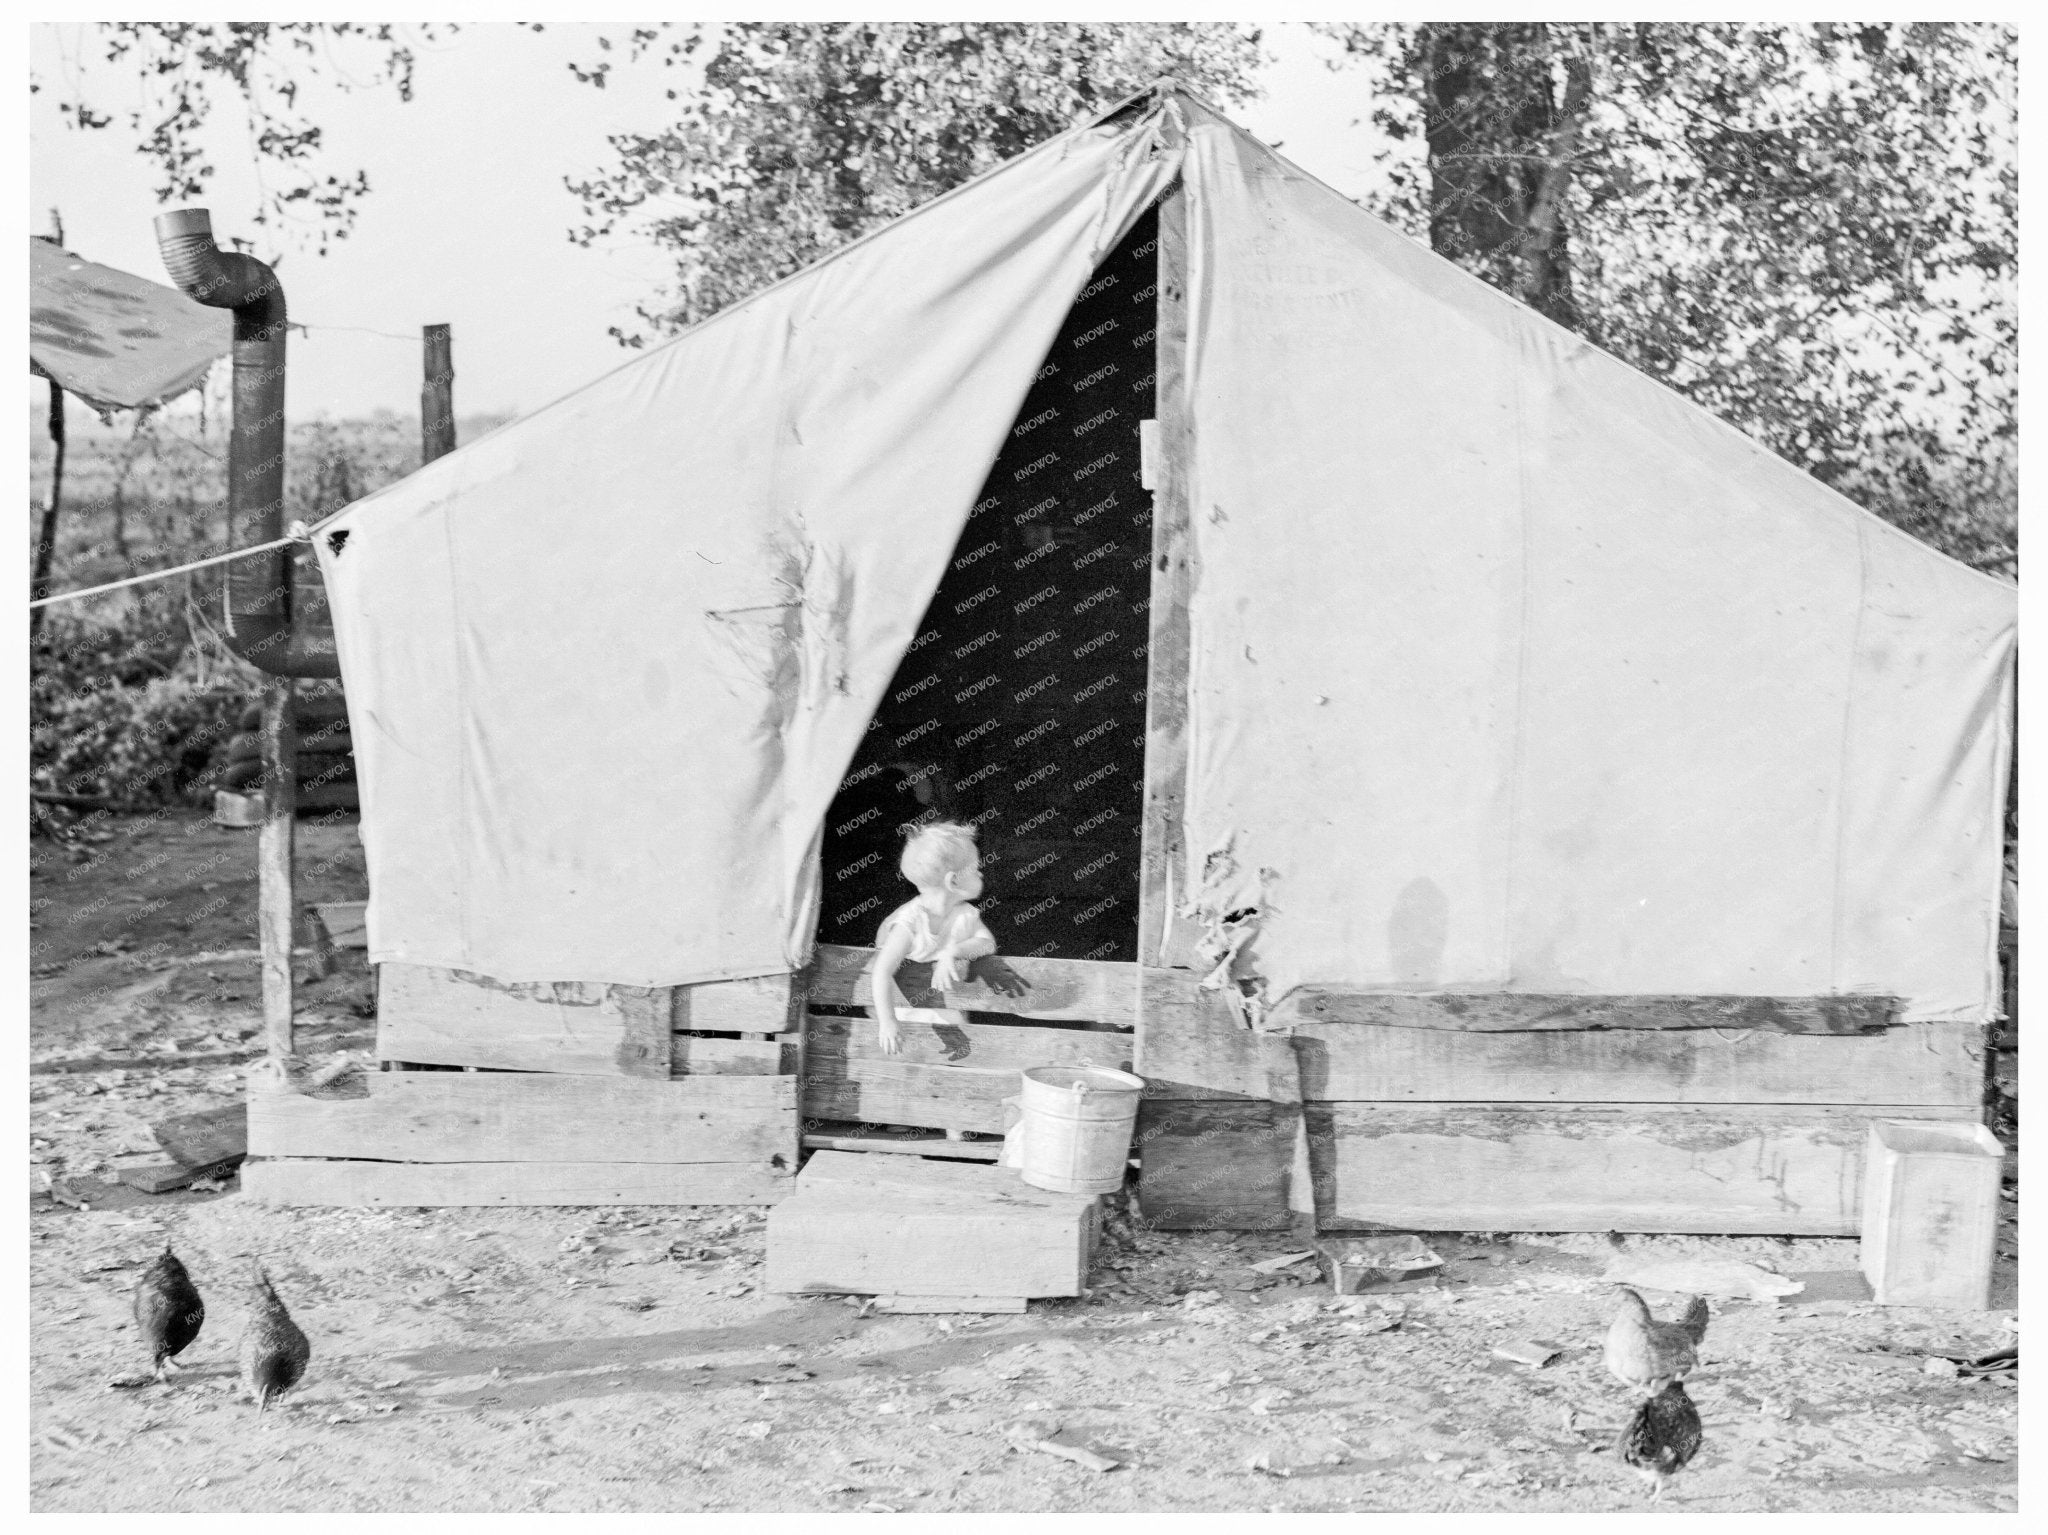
(241, 1260), (311, 1412)
(1605, 1286), (1708, 1396)
(1616, 1381), (1703, 1503)
(133, 1241), (205, 1380)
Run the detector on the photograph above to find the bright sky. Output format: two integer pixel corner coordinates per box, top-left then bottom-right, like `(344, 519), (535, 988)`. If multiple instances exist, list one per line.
(28, 21), (1393, 422)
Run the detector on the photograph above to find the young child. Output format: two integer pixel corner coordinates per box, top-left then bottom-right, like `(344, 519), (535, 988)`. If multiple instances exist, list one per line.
(872, 820), (998, 1055)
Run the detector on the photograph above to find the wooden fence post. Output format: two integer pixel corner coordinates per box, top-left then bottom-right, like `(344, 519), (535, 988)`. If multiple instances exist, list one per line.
(422, 324), (455, 464)
(30, 376), (65, 641)
(260, 676), (299, 1062)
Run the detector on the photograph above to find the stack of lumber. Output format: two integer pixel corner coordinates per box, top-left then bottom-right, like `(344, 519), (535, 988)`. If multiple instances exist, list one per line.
(242, 962), (804, 1207)
(765, 1150), (1098, 1307)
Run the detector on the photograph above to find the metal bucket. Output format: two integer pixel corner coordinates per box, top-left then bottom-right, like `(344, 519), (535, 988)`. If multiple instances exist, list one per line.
(1016, 1065), (1145, 1195)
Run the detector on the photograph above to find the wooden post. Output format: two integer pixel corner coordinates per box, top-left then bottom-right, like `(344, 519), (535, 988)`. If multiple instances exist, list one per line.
(259, 676), (300, 1062)
(1137, 183), (1200, 985)
(30, 375), (65, 641)
(421, 324), (455, 464)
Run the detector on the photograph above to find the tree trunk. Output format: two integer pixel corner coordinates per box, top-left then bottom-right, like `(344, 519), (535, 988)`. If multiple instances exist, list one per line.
(1416, 23), (1590, 330)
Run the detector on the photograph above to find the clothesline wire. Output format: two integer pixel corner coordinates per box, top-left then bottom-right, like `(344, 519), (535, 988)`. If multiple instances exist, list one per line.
(27, 530), (317, 611)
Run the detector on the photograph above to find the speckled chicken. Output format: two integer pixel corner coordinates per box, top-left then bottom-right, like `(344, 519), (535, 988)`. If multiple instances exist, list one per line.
(241, 1260), (310, 1412)
(1605, 1287), (1708, 1396)
(1616, 1381), (1703, 1502)
(133, 1242), (205, 1380)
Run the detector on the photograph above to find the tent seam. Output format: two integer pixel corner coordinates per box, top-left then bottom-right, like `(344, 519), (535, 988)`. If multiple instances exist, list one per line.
(1828, 518), (1871, 997)
(1501, 316), (1536, 991)
(439, 503), (476, 960)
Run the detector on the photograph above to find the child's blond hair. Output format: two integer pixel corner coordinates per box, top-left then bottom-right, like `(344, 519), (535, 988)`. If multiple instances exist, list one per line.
(900, 820), (978, 888)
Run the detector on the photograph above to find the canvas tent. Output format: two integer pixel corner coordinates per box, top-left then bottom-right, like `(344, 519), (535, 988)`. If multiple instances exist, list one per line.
(266, 89), (2012, 1228)
(317, 90), (2012, 1020)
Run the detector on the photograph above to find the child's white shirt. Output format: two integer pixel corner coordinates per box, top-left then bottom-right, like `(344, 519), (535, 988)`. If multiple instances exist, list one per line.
(877, 898), (994, 964)
(875, 899), (995, 1027)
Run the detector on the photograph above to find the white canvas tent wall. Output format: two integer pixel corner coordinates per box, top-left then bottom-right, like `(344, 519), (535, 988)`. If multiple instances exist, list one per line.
(317, 90), (2015, 1026)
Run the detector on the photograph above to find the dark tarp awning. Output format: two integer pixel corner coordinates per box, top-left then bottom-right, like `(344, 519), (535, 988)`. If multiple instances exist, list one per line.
(29, 236), (230, 412)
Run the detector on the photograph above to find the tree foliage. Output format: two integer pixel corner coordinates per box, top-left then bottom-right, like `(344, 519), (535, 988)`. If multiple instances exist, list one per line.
(1317, 22), (2016, 574)
(565, 22), (1268, 343)
(35, 22), (450, 253)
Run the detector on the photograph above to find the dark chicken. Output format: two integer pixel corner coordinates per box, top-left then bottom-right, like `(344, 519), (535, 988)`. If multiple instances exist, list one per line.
(133, 1242), (205, 1380)
(1616, 1381), (1704, 1503)
(1605, 1287), (1709, 1396)
(241, 1260), (311, 1412)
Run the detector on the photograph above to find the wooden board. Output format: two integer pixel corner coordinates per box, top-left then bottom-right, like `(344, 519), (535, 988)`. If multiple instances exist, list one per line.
(673, 1034), (786, 1076)
(803, 1013), (1131, 1134)
(149, 1103), (247, 1168)
(376, 963), (671, 1076)
(1290, 1019), (1986, 1107)
(766, 1151), (1096, 1298)
(1134, 968), (1299, 1100)
(617, 989), (673, 1079)
(248, 1072), (798, 1167)
(1272, 989), (1900, 1036)
(314, 901), (368, 949)
(1308, 1102), (1981, 1235)
(801, 1131), (1004, 1162)
(242, 1158), (793, 1207)
(1138, 183), (1203, 974)
(875, 1295), (1027, 1314)
(377, 965), (797, 1077)
(678, 972), (801, 1034)
(806, 944), (1137, 1025)
(119, 1157), (240, 1194)
(1134, 1098), (1295, 1231)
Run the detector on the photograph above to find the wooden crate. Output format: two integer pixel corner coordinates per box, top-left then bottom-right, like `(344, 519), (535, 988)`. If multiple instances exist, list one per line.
(803, 1013), (1130, 1135)
(1859, 1119), (2004, 1307)
(765, 1151), (1097, 1298)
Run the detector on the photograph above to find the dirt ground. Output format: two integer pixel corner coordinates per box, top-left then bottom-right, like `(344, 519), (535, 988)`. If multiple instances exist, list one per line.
(28, 810), (2020, 1514)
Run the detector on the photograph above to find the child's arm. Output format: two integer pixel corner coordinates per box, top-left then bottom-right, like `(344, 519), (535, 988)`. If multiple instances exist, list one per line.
(930, 908), (996, 989)
(871, 921), (916, 1056)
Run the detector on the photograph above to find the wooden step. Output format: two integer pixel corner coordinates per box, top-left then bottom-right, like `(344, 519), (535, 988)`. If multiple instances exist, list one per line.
(766, 1150), (1096, 1299)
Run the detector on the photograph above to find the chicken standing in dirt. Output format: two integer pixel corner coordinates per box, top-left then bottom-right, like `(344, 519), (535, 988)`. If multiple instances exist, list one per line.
(133, 1242), (205, 1381)
(241, 1260), (310, 1412)
(1617, 1381), (1704, 1503)
(1605, 1287), (1709, 1396)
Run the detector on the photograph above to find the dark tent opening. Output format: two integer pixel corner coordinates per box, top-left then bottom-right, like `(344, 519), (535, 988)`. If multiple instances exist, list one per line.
(816, 204), (1160, 966)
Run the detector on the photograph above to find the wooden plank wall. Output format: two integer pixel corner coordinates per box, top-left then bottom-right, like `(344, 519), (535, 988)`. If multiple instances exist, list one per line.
(376, 962), (799, 1078)
(251, 964), (807, 1207)
(800, 944), (1134, 1137)
(1136, 960), (1988, 1233)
